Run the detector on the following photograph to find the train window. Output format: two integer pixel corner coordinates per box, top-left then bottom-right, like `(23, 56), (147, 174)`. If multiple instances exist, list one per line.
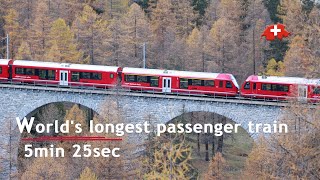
(72, 72), (80, 82)
(150, 76), (159, 87)
(244, 82), (250, 89)
(16, 68), (24, 75)
(253, 83), (256, 90)
(266, 84), (271, 90)
(219, 81), (223, 88)
(81, 72), (91, 79)
(180, 78), (188, 89)
(91, 73), (102, 80)
(110, 73), (114, 79)
(314, 88), (320, 94)
(192, 79), (202, 86)
(262, 84), (272, 90)
(267, 84), (289, 92)
(137, 76), (148, 83)
(226, 81), (232, 88)
(48, 70), (55, 80)
(0, 67), (2, 74)
(25, 68), (35, 75)
(125, 75), (137, 82)
(204, 80), (214, 87)
(39, 70), (47, 79)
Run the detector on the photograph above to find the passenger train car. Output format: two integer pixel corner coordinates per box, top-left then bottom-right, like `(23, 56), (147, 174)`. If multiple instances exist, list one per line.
(121, 67), (239, 96)
(10, 60), (120, 88)
(0, 59), (319, 102)
(0, 59), (12, 81)
(240, 75), (320, 101)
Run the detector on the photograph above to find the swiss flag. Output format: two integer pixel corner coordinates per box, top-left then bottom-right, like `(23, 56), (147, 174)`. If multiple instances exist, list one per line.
(261, 23), (290, 41)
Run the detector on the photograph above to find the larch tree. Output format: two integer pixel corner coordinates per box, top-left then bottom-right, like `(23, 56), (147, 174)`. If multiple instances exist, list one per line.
(4, 9), (21, 59)
(91, 98), (140, 179)
(0, 0), (14, 43)
(203, 0), (219, 28)
(143, 134), (197, 179)
(78, 167), (98, 180)
(280, 0), (306, 37)
(46, 18), (83, 63)
(13, 0), (34, 29)
(21, 158), (68, 180)
(283, 35), (311, 77)
(103, 0), (130, 19)
(103, 17), (124, 66)
(186, 27), (205, 71)
(172, 0), (196, 38)
(72, 4), (108, 65)
(204, 0), (242, 74)
(205, 17), (239, 73)
(204, 152), (227, 180)
(243, 104), (320, 179)
(29, 1), (51, 60)
(301, 6), (320, 78)
(150, 0), (177, 68)
(48, 0), (84, 25)
(15, 41), (32, 60)
(265, 58), (284, 76)
(241, 0), (271, 79)
(120, 3), (151, 67)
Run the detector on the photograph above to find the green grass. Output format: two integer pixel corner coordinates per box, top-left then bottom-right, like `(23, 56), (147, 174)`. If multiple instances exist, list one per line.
(185, 122), (253, 179)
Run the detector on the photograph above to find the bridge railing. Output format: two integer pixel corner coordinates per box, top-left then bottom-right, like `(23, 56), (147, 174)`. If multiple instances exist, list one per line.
(1, 78), (319, 104)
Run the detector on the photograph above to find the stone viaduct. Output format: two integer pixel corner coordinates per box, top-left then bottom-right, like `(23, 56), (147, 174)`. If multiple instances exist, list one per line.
(0, 84), (288, 178)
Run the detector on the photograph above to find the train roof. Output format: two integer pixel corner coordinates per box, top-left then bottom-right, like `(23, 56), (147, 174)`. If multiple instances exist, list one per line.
(122, 67), (230, 80)
(12, 60), (119, 72)
(247, 75), (320, 85)
(0, 59), (11, 65)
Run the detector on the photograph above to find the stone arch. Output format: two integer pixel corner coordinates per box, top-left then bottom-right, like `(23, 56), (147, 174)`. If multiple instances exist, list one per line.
(142, 99), (282, 138)
(11, 101), (103, 179)
(17, 99), (101, 121)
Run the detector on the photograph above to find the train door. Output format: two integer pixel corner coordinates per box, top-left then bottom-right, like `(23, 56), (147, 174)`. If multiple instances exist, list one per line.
(162, 77), (172, 93)
(298, 85), (308, 101)
(59, 70), (68, 86)
(252, 82), (257, 94)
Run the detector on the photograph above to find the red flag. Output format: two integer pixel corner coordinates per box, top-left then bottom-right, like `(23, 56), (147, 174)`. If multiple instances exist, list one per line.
(261, 23), (290, 41)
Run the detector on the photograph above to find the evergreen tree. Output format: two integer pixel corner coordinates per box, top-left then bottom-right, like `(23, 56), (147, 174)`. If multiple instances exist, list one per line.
(192, 0), (209, 25)
(263, 0), (289, 61)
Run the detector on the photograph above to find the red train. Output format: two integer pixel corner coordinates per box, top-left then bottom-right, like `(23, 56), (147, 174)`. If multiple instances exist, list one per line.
(240, 75), (320, 102)
(121, 67), (239, 96)
(0, 59), (319, 102)
(7, 60), (120, 88)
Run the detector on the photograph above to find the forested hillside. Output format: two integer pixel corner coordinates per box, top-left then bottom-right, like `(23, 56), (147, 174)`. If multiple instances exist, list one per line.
(0, 0), (319, 82)
(0, 0), (319, 179)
